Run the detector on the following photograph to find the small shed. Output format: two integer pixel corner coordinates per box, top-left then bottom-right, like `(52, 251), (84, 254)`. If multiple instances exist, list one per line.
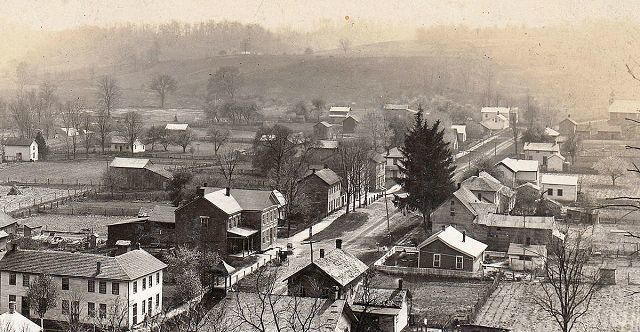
(507, 243), (546, 271)
(599, 267), (616, 285)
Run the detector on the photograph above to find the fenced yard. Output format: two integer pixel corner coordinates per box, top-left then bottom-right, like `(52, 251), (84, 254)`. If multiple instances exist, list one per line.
(19, 214), (129, 237)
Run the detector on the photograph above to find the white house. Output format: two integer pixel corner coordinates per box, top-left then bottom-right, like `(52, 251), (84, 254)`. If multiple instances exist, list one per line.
(544, 127), (560, 142)
(451, 125), (467, 143)
(385, 147), (405, 179)
(495, 158), (539, 187)
(540, 173), (579, 202)
(508, 243), (547, 271)
(3, 138), (38, 162)
(110, 136), (146, 154)
(0, 248), (166, 329)
(523, 142), (564, 172)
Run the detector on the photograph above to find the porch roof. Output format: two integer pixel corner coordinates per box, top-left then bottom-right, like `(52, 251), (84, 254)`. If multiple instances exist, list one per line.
(227, 227), (258, 237)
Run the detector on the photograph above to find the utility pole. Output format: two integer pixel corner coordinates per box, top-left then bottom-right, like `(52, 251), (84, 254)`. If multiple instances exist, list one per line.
(302, 224), (320, 263)
(383, 187), (390, 235)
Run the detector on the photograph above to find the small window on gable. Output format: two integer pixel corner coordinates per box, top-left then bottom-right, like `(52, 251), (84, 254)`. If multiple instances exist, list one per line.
(200, 216), (210, 228)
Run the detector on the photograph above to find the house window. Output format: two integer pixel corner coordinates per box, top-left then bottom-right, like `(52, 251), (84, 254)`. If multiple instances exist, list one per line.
(22, 274), (29, 287)
(71, 301), (80, 321)
(62, 300), (69, 314)
(133, 281), (138, 294)
(450, 200), (455, 216)
(142, 300), (146, 319)
(142, 278), (146, 290)
(99, 304), (107, 319)
(156, 273), (160, 284)
(132, 304), (138, 325)
(88, 280), (95, 293)
(88, 302), (95, 317)
(456, 256), (464, 269)
(433, 254), (441, 267)
(200, 216), (210, 228)
(148, 298), (152, 316)
(547, 188), (553, 196)
(99, 281), (106, 294)
(149, 275), (153, 288)
(112, 282), (120, 295)
(557, 189), (564, 197)
(9, 273), (16, 285)
(156, 294), (160, 308)
(62, 278), (69, 290)
(8, 295), (15, 306)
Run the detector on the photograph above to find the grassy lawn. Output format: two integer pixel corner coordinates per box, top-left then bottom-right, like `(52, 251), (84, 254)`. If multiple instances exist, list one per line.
(313, 212), (369, 241)
(0, 160), (110, 185)
(0, 185), (80, 213)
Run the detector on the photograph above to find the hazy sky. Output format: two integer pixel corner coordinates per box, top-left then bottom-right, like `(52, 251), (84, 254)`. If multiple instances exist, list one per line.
(1, 0), (637, 31)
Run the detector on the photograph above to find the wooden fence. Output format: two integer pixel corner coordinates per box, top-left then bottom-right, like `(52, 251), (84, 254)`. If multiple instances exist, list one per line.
(4, 188), (93, 218)
(374, 245), (484, 279)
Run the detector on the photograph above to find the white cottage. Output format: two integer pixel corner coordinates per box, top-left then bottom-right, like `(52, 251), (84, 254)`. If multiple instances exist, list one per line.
(3, 138), (38, 162)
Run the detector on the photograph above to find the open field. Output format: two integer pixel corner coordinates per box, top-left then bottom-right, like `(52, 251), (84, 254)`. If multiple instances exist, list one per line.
(475, 262), (640, 332)
(0, 160), (110, 185)
(18, 214), (127, 237)
(371, 272), (490, 326)
(0, 185), (80, 213)
(580, 174), (640, 202)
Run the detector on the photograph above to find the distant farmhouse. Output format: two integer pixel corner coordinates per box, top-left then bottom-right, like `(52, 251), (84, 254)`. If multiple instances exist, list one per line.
(110, 135), (146, 153)
(2, 138), (38, 162)
(480, 107), (516, 133)
(300, 168), (344, 216)
(342, 115), (360, 136)
(328, 106), (351, 124)
(523, 142), (565, 172)
(107, 157), (173, 190)
(461, 171), (516, 214)
(313, 121), (339, 140)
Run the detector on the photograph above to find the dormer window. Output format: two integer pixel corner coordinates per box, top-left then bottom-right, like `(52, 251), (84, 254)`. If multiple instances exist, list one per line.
(200, 216), (210, 228)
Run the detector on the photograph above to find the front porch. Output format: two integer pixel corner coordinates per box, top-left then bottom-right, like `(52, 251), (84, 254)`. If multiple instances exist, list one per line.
(227, 227), (259, 258)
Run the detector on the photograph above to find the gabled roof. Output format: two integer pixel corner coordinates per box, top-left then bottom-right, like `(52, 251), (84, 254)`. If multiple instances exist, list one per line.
(144, 163), (173, 179)
(497, 158), (539, 173)
(507, 243), (547, 257)
(203, 189), (242, 215)
(451, 124), (466, 135)
(462, 173), (503, 193)
(369, 152), (385, 164)
(0, 249), (166, 281)
(523, 142), (560, 152)
(201, 187), (281, 212)
(560, 117), (578, 125)
(609, 100), (640, 114)
(418, 226), (487, 258)
(304, 168), (341, 186)
(329, 106), (351, 116)
(549, 153), (566, 161)
(343, 115), (360, 123)
(480, 119), (507, 130)
(476, 214), (554, 230)
(165, 123), (189, 131)
(383, 104), (418, 114)
(0, 311), (41, 332)
(0, 211), (16, 229)
(285, 249), (368, 287)
(540, 173), (578, 186)
(496, 114), (509, 122)
(3, 137), (33, 146)
(110, 135), (129, 144)
(452, 187), (481, 213)
(481, 107), (511, 114)
(109, 157), (150, 169)
(385, 147), (403, 159)
(147, 205), (177, 223)
(315, 121), (333, 128)
(544, 127), (560, 137)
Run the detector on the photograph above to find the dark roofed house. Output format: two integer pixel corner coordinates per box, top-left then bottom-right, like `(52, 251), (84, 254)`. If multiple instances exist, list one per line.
(418, 226), (487, 275)
(314, 121), (339, 140)
(110, 135), (145, 153)
(108, 157), (173, 190)
(342, 115), (360, 136)
(3, 137), (38, 162)
(461, 171), (515, 213)
(0, 248), (166, 328)
(301, 168), (343, 216)
(107, 205), (178, 247)
(351, 284), (410, 332)
(431, 187), (497, 234)
(285, 244), (369, 301)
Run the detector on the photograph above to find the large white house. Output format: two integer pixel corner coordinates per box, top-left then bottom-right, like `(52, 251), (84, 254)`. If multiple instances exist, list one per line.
(0, 248), (166, 329)
(495, 158), (539, 187)
(540, 173), (579, 202)
(2, 138), (38, 162)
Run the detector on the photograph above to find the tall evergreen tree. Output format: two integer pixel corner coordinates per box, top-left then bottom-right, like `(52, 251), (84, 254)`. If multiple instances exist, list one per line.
(396, 106), (456, 231)
(34, 131), (47, 160)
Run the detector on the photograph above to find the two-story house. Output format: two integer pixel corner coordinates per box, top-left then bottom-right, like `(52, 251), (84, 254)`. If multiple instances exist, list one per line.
(384, 147), (404, 180)
(430, 187), (497, 233)
(175, 187), (282, 257)
(0, 248), (166, 329)
(461, 171), (515, 213)
(368, 152), (386, 192)
(300, 168), (343, 217)
(494, 158), (539, 187)
(313, 121), (339, 140)
(523, 142), (564, 172)
(342, 115), (360, 136)
(2, 138), (38, 162)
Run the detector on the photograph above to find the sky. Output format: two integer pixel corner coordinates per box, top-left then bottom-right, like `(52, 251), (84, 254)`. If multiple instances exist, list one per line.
(0, 0), (638, 31)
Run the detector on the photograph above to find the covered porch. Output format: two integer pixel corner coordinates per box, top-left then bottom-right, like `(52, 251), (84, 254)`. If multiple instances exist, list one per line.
(227, 226), (259, 258)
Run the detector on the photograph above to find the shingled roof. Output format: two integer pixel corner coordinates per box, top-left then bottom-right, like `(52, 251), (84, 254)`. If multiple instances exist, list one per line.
(0, 249), (166, 281)
(305, 168), (341, 186)
(284, 249), (368, 287)
(3, 137), (33, 146)
(418, 226), (487, 258)
(0, 211), (16, 229)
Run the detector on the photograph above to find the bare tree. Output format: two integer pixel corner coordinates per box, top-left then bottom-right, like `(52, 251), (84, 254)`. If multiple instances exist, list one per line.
(172, 129), (193, 153)
(207, 127), (230, 156)
(80, 111), (93, 157)
(95, 109), (112, 154)
(96, 75), (121, 117)
(208, 66), (241, 101)
(359, 110), (392, 152)
(60, 99), (83, 159)
(528, 230), (602, 332)
(9, 91), (38, 138)
(311, 98), (325, 122)
(150, 74), (178, 108)
(339, 38), (350, 54)
(593, 156), (627, 186)
(218, 148), (240, 189)
(333, 138), (371, 213)
(123, 111), (143, 154)
(38, 81), (57, 138)
(26, 274), (59, 330)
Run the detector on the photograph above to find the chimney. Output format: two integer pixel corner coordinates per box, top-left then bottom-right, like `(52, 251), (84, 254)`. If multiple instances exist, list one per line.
(457, 183), (461, 189)
(335, 239), (343, 249)
(225, 187), (231, 196)
(319, 249), (325, 258)
(332, 286), (340, 300)
(398, 278), (403, 290)
(312, 168), (316, 174)
(462, 231), (466, 242)
(9, 243), (17, 252)
(8, 302), (15, 314)
(197, 187), (205, 197)
(96, 262), (102, 274)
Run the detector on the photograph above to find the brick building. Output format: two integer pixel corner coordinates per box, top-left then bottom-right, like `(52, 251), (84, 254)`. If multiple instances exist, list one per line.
(418, 226), (487, 273)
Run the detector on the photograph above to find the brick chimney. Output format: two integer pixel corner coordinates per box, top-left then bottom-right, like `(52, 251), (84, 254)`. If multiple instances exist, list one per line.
(335, 239), (342, 249)
(319, 249), (325, 258)
(225, 187), (231, 196)
(197, 182), (208, 197)
(332, 286), (340, 300)
(398, 278), (403, 290)
(462, 231), (466, 242)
